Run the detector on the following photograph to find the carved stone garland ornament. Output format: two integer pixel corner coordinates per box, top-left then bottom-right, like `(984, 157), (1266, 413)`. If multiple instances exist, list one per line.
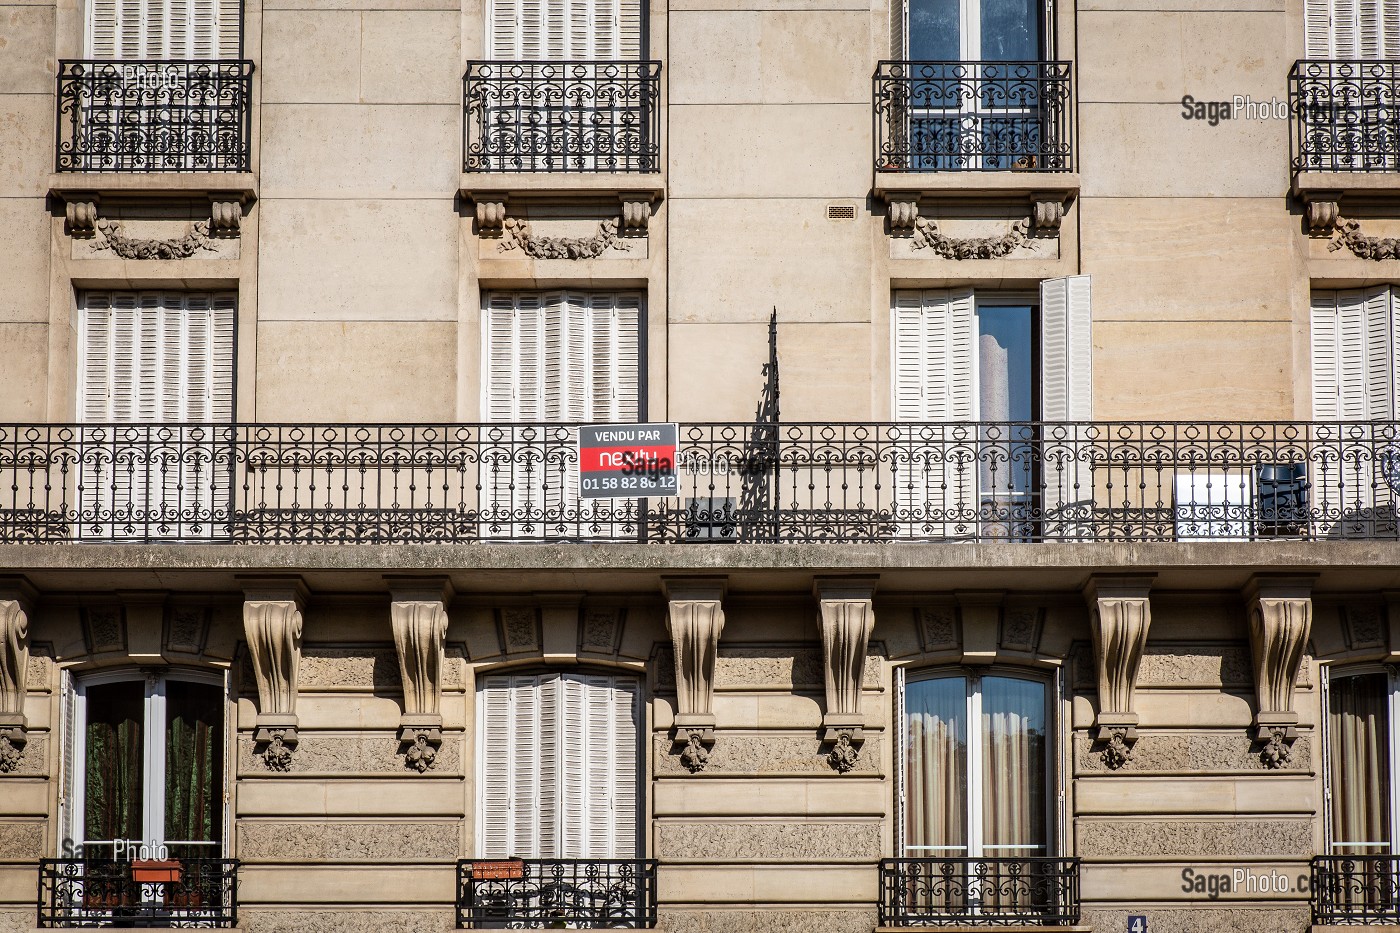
(499, 217), (631, 260)
(95, 219), (215, 260)
(243, 583), (305, 771)
(911, 216), (1030, 260)
(1329, 218), (1400, 260)
(0, 588), (32, 774)
(664, 579), (726, 772)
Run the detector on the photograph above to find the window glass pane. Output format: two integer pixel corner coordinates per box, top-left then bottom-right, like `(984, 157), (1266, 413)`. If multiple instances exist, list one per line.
(980, 675), (1046, 855)
(164, 680), (224, 856)
(977, 305), (1034, 423)
(84, 681), (145, 846)
(909, 0), (960, 60)
(980, 0), (1041, 60)
(1330, 672), (1392, 854)
(904, 675), (968, 855)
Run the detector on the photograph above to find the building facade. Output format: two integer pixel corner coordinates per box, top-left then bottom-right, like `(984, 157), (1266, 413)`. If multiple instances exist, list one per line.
(1, 0), (1400, 929)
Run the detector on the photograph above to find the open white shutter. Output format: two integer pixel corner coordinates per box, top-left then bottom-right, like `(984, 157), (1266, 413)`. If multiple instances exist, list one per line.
(1312, 291), (1342, 420)
(1040, 275), (1092, 422)
(478, 676), (516, 857)
(890, 0), (907, 57)
(891, 289), (975, 422)
(1365, 287), (1395, 418)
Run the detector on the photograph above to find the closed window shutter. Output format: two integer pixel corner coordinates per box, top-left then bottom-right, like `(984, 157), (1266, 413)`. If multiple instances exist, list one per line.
(890, 0), (906, 57)
(559, 676), (589, 857)
(487, 0), (639, 58)
(1359, 0), (1400, 56)
(88, 0), (237, 57)
(1313, 287), (1398, 419)
(891, 289), (975, 422)
(1039, 275), (1093, 421)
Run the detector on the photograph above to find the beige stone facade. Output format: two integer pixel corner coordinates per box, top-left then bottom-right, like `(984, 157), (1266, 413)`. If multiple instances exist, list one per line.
(4, 0), (1400, 928)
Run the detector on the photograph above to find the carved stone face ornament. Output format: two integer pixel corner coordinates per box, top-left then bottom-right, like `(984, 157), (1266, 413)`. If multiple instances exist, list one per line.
(827, 732), (860, 773)
(1099, 727), (1133, 771)
(261, 731), (294, 772)
(679, 731), (710, 773)
(0, 733), (23, 773)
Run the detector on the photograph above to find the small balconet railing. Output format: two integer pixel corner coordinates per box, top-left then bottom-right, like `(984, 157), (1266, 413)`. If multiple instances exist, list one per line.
(1291, 60), (1400, 173)
(1312, 854), (1400, 925)
(456, 858), (659, 928)
(874, 60), (1074, 172)
(37, 856), (239, 928)
(879, 857), (1081, 927)
(55, 59), (255, 173)
(463, 61), (662, 173)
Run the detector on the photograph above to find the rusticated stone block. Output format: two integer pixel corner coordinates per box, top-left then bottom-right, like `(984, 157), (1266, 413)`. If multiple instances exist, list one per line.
(654, 646), (880, 690)
(242, 909), (457, 933)
(237, 821), (460, 860)
(237, 734), (462, 774)
(653, 734), (882, 775)
(656, 821), (881, 860)
(0, 821), (44, 859)
(1081, 907), (1308, 933)
(1072, 643), (1311, 690)
(1076, 818), (1313, 858)
(658, 908), (877, 933)
(1073, 731), (1313, 773)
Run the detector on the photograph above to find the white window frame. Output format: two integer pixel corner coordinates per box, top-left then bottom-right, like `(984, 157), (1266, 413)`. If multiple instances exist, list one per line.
(64, 667), (229, 857)
(1322, 664), (1400, 855)
(894, 667), (1056, 860)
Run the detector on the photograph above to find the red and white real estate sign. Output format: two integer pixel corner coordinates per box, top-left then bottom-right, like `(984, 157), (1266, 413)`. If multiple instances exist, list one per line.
(577, 423), (680, 499)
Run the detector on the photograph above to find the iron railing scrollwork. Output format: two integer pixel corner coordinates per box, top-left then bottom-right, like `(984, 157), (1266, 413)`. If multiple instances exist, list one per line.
(874, 61), (1073, 173)
(456, 858), (658, 928)
(5, 421), (1400, 543)
(879, 857), (1081, 927)
(56, 60), (255, 173)
(1291, 59), (1400, 173)
(463, 61), (661, 173)
(37, 857), (239, 928)
(1312, 855), (1400, 924)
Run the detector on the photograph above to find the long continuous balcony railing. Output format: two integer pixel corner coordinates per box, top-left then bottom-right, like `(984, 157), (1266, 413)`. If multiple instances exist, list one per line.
(879, 857), (1081, 927)
(37, 857), (239, 928)
(56, 60), (255, 173)
(1312, 855), (1400, 925)
(874, 61), (1073, 172)
(1291, 60), (1400, 173)
(456, 858), (658, 928)
(463, 61), (661, 173)
(2, 421), (1400, 544)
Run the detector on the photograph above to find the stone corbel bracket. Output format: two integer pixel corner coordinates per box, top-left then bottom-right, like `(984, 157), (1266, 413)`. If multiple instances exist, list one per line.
(1247, 576), (1315, 768)
(1303, 190), (1342, 235)
(65, 196), (99, 238)
(1084, 575), (1154, 769)
(388, 577), (453, 773)
(242, 578), (307, 772)
(474, 194), (508, 236)
(885, 195), (920, 236)
(209, 199), (243, 237)
(1030, 191), (1069, 233)
(619, 191), (657, 235)
(816, 577), (877, 773)
(663, 577), (727, 772)
(0, 578), (36, 774)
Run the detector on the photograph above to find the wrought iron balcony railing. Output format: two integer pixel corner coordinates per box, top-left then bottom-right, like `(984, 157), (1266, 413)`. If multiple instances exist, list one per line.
(56, 60), (255, 173)
(463, 61), (661, 173)
(456, 858), (658, 928)
(3, 421), (1400, 544)
(1291, 60), (1400, 173)
(874, 61), (1073, 172)
(1312, 855), (1400, 924)
(37, 857), (239, 928)
(879, 857), (1081, 927)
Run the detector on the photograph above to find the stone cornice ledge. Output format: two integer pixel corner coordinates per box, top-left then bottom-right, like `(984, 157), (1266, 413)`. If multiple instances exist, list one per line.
(874, 170), (1079, 200)
(49, 172), (258, 203)
(460, 172), (664, 200)
(1293, 170), (1400, 199)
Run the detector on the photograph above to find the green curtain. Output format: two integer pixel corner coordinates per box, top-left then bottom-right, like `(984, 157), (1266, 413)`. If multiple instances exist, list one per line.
(164, 680), (223, 852)
(84, 682), (144, 846)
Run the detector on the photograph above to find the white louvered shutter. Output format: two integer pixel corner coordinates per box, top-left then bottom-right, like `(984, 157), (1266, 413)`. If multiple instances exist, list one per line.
(559, 676), (589, 857)
(890, 0), (907, 57)
(478, 676), (517, 857)
(1312, 291), (1343, 421)
(486, 0), (641, 58)
(1040, 275), (1093, 422)
(1307, 0), (1400, 56)
(1365, 287), (1396, 419)
(1310, 287), (1397, 418)
(88, 0), (239, 57)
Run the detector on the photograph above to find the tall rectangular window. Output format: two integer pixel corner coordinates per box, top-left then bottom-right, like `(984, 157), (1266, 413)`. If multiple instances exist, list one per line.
(477, 672), (640, 859)
(1312, 287), (1400, 421)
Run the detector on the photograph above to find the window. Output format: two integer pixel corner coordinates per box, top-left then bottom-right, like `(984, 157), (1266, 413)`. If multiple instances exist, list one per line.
(65, 669), (227, 859)
(893, 669), (1060, 921)
(891, 277), (1090, 537)
(481, 291), (641, 538)
(1312, 287), (1400, 421)
(1327, 670), (1395, 856)
(476, 672), (641, 858)
(87, 0), (241, 58)
(1306, 0), (1400, 58)
(487, 0), (642, 59)
(79, 290), (236, 540)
